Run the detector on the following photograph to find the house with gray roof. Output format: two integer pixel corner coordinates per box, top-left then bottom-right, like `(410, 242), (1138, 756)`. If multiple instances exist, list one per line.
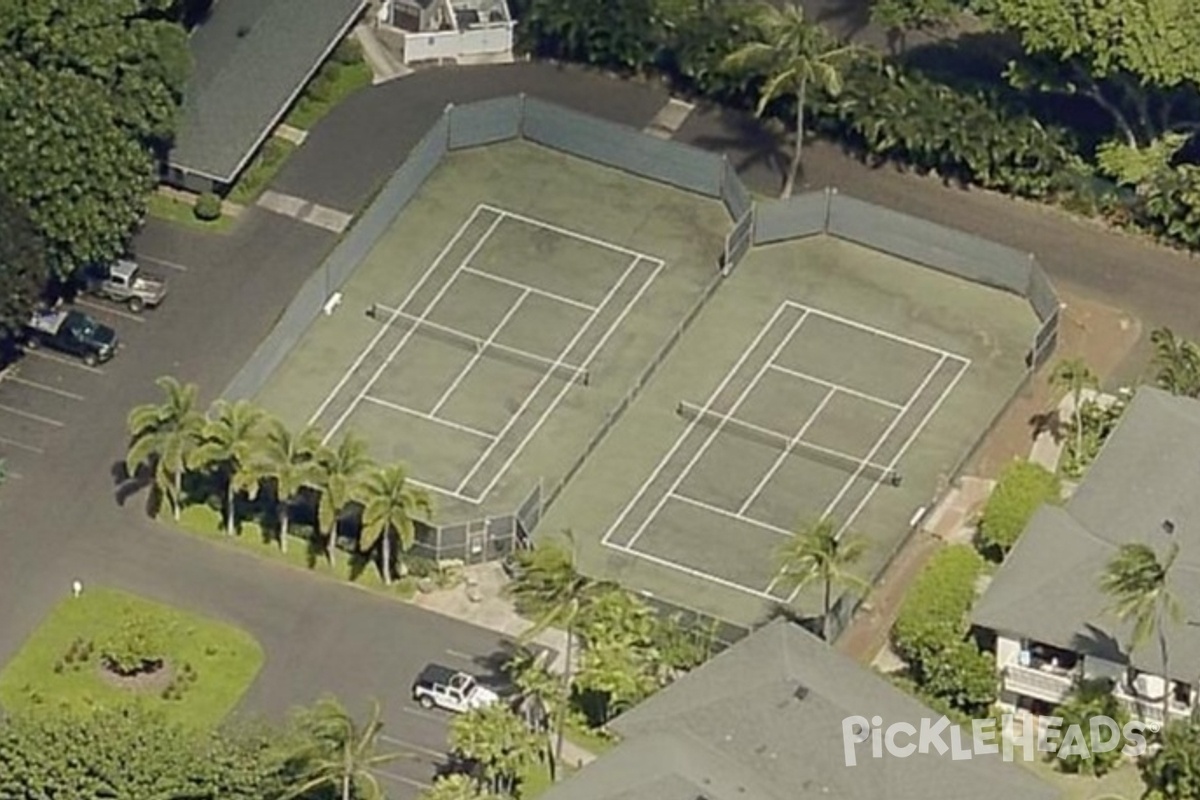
(974, 386), (1200, 726)
(164, 0), (366, 193)
(542, 618), (1058, 800)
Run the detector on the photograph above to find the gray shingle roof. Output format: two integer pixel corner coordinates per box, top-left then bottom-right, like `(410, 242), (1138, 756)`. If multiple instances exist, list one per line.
(974, 386), (1200, 677)
(543, 619), (1059, 800)
(168, 0), (366, 182)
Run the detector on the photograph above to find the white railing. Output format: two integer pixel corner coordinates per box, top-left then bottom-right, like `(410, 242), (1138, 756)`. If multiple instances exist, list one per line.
(1003, 661), (1077, 704)
(402, 24), (513, 64)
(1113, 685), (1193, 724)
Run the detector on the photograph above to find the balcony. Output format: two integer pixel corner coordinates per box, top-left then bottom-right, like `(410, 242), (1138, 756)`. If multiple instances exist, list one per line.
(1113, 682), (1194, 725)
(1003, 660), (1079, 705)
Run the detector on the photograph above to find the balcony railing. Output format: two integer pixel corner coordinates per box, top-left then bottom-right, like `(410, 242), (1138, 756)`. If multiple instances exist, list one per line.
(1002, 661), (1078, 704)
(1113, 685), (1193, 724)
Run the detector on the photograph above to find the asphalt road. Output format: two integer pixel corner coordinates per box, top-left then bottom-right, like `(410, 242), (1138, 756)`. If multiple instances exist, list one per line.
(2, 58), (1200, 796)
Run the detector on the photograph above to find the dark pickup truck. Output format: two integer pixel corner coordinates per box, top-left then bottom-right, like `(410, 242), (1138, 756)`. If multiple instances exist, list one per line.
(25, 308), (117, 366)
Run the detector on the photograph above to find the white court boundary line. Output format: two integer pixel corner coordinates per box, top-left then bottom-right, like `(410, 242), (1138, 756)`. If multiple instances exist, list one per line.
(603, 300), (972, 603)
(311, 202), (666, 504)
(478, 203), (665, 266)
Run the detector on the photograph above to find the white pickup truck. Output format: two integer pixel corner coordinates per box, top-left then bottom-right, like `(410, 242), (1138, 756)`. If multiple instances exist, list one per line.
(411, 664), (500, 714)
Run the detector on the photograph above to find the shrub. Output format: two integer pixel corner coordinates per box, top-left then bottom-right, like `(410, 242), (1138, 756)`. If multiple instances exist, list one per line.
(101, 614), (168, 676)
(920, 639), (998, 717)
(331, 37), (362, 66)
(1060, 397), (1128, 479)
(304, 71), (338, 104)
(892, 545), (985, 665)
(977, 460), (1062, 557)
(1053, 680), (1129, 776)
(193, 192), (222, 221)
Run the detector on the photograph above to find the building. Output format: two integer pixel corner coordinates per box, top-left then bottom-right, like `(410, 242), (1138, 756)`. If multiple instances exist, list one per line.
(974, 386), (1200, 726)
(165, 0), (367, 194)
(380, 0), (514, 66)
(542, 618), (1057, 800)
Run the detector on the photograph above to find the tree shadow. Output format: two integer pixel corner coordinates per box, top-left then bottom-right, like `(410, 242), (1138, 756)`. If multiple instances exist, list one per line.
(683, 104), (789, 196)
(811, 0), (875, 43)
(112, 460), (150, 507)
(1068, 623), (1126, 665)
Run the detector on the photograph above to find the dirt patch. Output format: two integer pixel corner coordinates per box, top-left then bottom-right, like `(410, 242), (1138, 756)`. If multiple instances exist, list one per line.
(967, 291), (1143, 479)
(836, 291), (1142, 664)
(96, 660), (174, 694)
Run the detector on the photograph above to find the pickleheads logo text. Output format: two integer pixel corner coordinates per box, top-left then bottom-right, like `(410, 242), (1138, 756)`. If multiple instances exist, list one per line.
(841, 714), (1156, 766)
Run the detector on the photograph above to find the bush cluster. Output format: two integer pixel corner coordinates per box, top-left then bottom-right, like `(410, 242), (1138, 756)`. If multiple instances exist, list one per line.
(976, 460), (1062, 557)
(192, 192), (222, 221)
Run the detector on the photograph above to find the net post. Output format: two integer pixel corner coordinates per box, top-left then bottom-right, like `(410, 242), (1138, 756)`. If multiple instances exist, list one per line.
(444, 102), (455, 147)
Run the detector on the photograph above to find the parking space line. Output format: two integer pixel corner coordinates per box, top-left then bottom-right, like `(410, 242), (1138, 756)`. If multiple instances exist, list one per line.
(379, 734), (446, 760)
(138, 254), (189, 272)
(73, 298), (145, 324)
(372, 767), (431, 791)
(0, 403), (64, 427)
(5, 375), (85, 401)
(23, 350), (105, 374)
(444, 649), (475, 662)
(0, 435), (43, 453)
(399, 706), (446, 725)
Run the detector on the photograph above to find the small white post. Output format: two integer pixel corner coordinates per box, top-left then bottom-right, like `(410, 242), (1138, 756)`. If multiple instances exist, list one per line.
(71, 580), (83, 598)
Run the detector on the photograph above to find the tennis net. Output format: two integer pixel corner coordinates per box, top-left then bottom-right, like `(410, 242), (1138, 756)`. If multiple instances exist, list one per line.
(367, 303), (589, 386)
(676, 400), (901, 485)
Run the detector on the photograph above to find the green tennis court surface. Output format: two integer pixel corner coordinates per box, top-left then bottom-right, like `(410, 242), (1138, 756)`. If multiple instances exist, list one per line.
(252, 142), (728, 526)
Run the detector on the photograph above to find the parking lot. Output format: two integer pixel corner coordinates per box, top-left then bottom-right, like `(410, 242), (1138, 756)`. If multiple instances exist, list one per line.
(0, 253), (188, 481)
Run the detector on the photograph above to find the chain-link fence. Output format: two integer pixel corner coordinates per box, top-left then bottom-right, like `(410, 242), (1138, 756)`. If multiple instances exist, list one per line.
(222, 95), (1061, 605)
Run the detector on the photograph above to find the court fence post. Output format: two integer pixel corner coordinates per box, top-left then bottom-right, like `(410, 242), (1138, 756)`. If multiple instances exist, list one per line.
(444, 102), (454, 148)
(823, 186), (835, 233)
(518, 93), (527, 139)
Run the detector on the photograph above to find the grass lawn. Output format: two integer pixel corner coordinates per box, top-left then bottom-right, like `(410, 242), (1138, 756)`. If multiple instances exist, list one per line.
(285, 60), (373, 131)
(176, 504), (417, 602)
(1011, 740), (1146, 800)
(565, 720), (618, 756)
(147, 193), (236, 233)
(227, 137), (298, 207)
(0, 587), (263, 729)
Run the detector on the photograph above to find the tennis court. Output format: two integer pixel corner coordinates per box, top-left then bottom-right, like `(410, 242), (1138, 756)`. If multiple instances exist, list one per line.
(601, 300), (969, 601)
(306, 203), (663, 504)
(251, 141), (729, 530)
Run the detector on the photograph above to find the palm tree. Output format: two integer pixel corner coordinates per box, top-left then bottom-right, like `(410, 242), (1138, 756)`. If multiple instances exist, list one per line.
(190, 399), (268, 535)
(257, 418), (322, 553)
(286, 697), (408, 800)
(314, 433), (375, 567)
(722, 3), (860, 198)
(776, 518), (868, 641)
(515, 534), (603, 773)
(1100, 542), (1183, 726)
(125, 376), (205, 521)
(448, 703), (541, 796)
(1049, 358), (1098, 457)
(505, 646), (566, 744)
(357, 464), (433, 585)
(1150, 327), (1200, 397)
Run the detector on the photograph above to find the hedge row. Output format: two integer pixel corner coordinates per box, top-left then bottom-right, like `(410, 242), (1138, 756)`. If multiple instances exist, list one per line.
(977, 460), (1061, 557)
(891, 544), (985, 664)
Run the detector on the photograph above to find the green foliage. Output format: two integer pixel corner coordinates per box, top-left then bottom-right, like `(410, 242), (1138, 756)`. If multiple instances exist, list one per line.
(193, 192), (223, 221)
(1150, 327), (1200, 398)
(917, 639), (997, 717)
(288, 697), (407, 800)
(516, 0), (666, 72)
(1051, 679), (1128, 776)
(449, 703), (542, 796)
(892, 545), (985, 665)
(331, 37), (364, 66)
(887, 673), (972, 726)
(0, 190), (50, 338)
(775, 517), (868, 640)
(1143, 720), (1200, 799)
(421, 774), (505, 800)
(654, 0), (757, 102)
(508, 542), (597, 618)
(1059, 396), (1128, 479)
(101, 613), (169, 675)
(977, 460), (1061, 555)
(126, 376), (206, 520)
(227, 138), (297, 206)
(870, 0), (963, 34)
(356, 463), (433, 583)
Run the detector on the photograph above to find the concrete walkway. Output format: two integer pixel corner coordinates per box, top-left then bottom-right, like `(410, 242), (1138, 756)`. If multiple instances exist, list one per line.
(354, 23), (412, 84)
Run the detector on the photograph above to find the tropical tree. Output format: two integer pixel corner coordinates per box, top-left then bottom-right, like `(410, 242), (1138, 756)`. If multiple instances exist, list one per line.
(256, 418), (322, 553)
(314, 433), (375, 566)
(287, 697), (408, 800)
(0, 190), (49, 339)
(1142, 719), (1200, 799)
(448, 703), (541, 796)
(125, 376), (204, 520)
(1100, 542), (1183, 726)
(357, 464), (433, 585)
(1049, 357), (1099, 457)
(505, 646), (566, 741)
(515, 534), (606, 772)
(721, 2), (861, 198)
(776, 517), (868, 641)
(1150, 327), (1200, 398)
(190, 399), (268, 536)
(420, 774), (504, 800)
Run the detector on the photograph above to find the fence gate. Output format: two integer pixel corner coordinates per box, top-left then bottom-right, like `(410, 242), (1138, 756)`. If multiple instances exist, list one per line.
(722, 208), (754, 276)
(466, 518), (489, 565)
